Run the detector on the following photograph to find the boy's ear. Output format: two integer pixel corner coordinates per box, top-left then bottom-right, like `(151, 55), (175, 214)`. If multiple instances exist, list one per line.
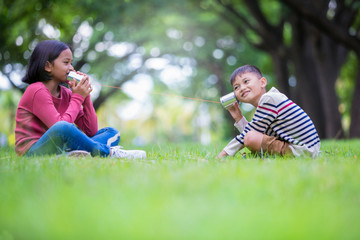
(260, 77), (267, 88)
(44, 61), (52, 73)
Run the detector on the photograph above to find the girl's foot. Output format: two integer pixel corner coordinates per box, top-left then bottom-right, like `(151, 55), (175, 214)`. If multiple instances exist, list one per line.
(110, 146), (146, 159)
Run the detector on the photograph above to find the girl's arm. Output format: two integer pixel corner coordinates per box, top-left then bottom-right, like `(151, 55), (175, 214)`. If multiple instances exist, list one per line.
(32, 88), (84, 127)
(74, 95), (98, 137)
(69, 73), (98, 136)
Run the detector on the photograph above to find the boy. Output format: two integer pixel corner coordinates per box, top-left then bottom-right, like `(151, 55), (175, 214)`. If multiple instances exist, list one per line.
(217, 65), (320, 158)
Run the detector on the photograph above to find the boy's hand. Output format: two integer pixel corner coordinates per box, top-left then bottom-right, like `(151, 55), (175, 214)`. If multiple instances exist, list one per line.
(216, 150), (228, 159)
(228, 102), (243, 123)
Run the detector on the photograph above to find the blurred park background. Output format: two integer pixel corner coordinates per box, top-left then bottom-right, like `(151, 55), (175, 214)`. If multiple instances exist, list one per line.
(0, 0), (359, 148)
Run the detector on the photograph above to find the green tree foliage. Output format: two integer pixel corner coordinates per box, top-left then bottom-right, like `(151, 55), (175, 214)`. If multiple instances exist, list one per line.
(1, 0), (359, 144)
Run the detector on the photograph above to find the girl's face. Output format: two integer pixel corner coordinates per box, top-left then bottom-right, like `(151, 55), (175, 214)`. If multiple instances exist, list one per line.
(46, 48), (74, 82)
(232, 72), (267, 107)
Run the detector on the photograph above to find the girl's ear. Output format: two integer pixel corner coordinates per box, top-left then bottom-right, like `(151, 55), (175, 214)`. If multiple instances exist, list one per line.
(260, 77), (267, 88)
(44, 61), (52, 73)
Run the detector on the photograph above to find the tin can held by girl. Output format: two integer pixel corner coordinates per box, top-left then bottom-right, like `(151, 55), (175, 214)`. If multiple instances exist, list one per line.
(220, 92), (239, 109)
(67, 71), (84, 82)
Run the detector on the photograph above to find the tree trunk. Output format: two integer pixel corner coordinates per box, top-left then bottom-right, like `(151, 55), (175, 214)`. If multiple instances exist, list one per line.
(279, 0), (360, 138)
(290, 16), (345, 139)
(290, 17), (325, 138)
(349, 61), (360, 137)
(311, 30), (348, 138)
(270, 52), (290, 97)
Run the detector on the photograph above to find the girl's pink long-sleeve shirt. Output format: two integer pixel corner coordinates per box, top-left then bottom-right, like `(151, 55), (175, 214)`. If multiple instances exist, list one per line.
(15, 82), (98, 156)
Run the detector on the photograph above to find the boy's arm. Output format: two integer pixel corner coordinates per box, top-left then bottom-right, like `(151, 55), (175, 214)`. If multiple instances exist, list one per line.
(228, 102), (243, 123)
(234, 116), (248, 132)
(217, 95), (275, 158)
(217, 137), (244, 158)
(216, 116), (247, 158)
(223, 137), (244, 156)
(217, 150), (228, 158)
(217, 102), (246, 158)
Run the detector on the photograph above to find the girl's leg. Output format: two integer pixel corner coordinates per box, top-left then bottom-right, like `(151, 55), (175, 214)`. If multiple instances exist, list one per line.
(91, 127), (120, 147)
(91, 128), (147, 159)
(26, 121), (110, 157)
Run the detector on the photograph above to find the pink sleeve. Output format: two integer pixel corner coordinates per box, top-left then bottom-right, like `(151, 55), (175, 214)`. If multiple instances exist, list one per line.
(75, 95), (98, 137)
(32, 88), (84, 128)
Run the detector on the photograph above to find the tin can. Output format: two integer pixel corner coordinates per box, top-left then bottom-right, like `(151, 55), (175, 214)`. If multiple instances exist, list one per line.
(220, 92), (238, 109)
(67, 71), (84, 82)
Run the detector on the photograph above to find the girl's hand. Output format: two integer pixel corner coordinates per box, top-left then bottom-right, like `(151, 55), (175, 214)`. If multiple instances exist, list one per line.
(227, 102), (243, 123)
(69, 72), (92, 98)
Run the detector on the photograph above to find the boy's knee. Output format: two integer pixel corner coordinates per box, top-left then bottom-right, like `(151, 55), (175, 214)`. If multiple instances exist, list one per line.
(244, 131), (263, 151)
(243, 131), (255, 146)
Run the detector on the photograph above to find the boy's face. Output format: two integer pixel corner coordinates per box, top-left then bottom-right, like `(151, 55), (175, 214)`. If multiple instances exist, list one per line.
(232, 72), (267, 107)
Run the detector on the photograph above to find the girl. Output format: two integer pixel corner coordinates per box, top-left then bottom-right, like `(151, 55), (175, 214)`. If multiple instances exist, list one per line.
(15, 40), (146, 159)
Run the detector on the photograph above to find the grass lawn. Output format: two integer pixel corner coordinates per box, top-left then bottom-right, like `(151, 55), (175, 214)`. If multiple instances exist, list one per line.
(0, 140), (359, 239)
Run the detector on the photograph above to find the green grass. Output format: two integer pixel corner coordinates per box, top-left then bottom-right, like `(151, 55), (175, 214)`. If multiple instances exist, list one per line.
(0, 140), (359, 239)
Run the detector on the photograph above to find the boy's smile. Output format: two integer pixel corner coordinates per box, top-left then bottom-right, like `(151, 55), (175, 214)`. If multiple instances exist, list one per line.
(232, 72), (267, 107)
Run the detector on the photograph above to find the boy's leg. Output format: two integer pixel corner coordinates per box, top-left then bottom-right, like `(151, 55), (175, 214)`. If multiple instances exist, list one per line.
(244, 131), (292, 156)
(261, 135), (292, 156)
(243, 131), (263, 152)
(26, 121), (110, 157)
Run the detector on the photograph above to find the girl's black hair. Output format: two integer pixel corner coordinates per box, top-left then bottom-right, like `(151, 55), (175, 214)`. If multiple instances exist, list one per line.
(22, 40), (70, 84)
(230, 65), (263, 85)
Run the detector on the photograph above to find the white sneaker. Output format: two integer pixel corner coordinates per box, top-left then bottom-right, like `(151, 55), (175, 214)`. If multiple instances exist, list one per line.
(110, 146), (146, 159)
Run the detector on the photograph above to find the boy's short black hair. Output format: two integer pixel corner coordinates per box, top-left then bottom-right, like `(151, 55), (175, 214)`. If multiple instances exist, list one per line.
(230, 65), (263, 85)
(22, 40), (70, 84)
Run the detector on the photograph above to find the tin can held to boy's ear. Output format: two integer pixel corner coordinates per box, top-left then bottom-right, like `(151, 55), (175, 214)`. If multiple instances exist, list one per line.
(220, 92), (238, 109)
(67, 71), (84, 82)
